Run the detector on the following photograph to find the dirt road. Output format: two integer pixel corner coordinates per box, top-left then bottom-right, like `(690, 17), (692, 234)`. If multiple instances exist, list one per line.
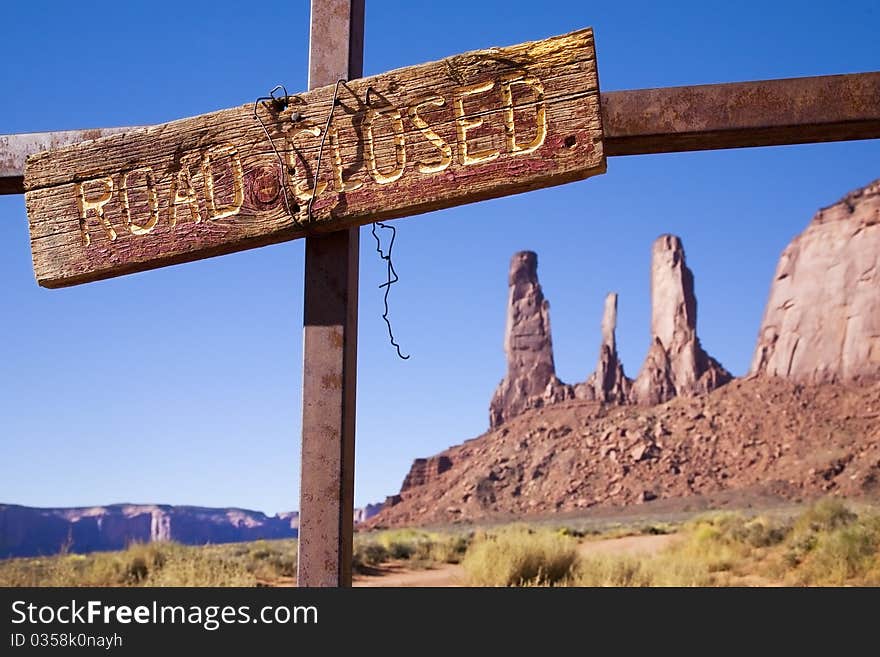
(352, 533), (677, 587)
(577, 533), (677, 557)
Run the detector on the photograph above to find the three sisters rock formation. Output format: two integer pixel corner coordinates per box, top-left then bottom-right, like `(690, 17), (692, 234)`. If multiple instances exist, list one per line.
(490, 234), (732, 427)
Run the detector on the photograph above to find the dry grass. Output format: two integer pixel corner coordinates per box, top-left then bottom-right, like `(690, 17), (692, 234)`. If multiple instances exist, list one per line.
(0, 529), (470, 586)
(353, 528), (469, 572)
(572, 500), (880, 587)
(458, 500), (880, 587)
(0, 540), (291, 587)
(462, 525), (578, 586)
(779, 499), (880, 585)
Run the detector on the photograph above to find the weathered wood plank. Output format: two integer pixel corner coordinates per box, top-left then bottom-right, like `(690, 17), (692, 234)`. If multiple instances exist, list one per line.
(24, 28), (604, 288)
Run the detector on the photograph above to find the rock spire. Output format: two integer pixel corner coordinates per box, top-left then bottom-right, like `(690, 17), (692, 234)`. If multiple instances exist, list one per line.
(489, 251), (570, 428)
(631, 235), (731, 404)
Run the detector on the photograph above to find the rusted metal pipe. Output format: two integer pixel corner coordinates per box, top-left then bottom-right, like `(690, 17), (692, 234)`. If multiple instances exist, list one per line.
(602, 71), (880, 155)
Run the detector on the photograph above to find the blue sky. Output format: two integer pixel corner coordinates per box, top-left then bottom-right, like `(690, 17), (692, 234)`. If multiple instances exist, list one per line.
(1, 0), (879, 513)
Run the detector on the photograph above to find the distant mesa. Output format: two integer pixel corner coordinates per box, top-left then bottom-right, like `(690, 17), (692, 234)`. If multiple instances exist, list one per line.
(0, 504), (297, 559)
(1, 502), (382, 558)
(353, 503), (383, 524)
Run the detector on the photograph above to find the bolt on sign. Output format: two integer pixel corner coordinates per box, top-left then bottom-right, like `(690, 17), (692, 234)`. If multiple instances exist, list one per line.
(24, 28), (604, 288)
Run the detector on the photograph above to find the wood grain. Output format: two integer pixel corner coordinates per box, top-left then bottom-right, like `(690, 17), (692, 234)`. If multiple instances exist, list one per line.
(25, 28), (604, 288)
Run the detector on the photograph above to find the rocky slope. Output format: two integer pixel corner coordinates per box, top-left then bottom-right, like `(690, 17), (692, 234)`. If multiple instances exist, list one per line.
(752, 178), (880, 382)
(372, 377), (880, 527)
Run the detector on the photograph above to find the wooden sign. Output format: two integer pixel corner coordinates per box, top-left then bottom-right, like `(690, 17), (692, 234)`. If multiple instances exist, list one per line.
(24, 28), (604, 288)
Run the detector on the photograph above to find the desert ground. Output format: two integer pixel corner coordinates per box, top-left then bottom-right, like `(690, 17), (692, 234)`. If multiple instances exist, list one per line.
(2, 498), (878, 587)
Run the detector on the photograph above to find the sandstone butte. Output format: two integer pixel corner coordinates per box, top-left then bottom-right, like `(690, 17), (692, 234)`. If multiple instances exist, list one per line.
(369, 177), (880, 528)
(752, 178), (880, 382)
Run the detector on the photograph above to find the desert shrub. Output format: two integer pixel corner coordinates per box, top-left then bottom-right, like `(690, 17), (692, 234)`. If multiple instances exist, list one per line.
(784, 499), (860, 568)
(639, 523), (675, 536)
(462, 526), (578, 586)
(121, 542), (168, 583)
(575, 555), (648, 586)
(574, 551), (712, 587)
(568, 503), (879, 587)
(145, 548), (255, 587)
(0, 558), (63, 587)
(247, 541), (273, 561)
(795, 499), (857, 533)
(240, 541), (297, 580)
(411, 533), (469, 565)
(804, 525), (875, 583)
(647, 552), (715, 586)
(786, 508), (880, 586)
(665, 513), (781, 571)
(674, 515), (746, 573)
(377, 529), (428, 559)
(386, 540), (415, 559)
(352, 529), (470, 571)
(427, 534), (470, 564)
(556, 526), (587, 539)
(737, 517), (789, 548)
(351, 540), (389, 573)
(573, 525), (716, 587)
(0, 542), (258, 587)
(58, 542), (174, 586)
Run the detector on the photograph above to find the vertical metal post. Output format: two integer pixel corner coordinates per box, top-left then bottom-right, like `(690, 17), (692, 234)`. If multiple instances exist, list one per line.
(297, 0), (364, 587)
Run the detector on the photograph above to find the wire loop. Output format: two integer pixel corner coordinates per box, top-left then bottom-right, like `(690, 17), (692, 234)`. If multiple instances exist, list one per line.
(371, 222), (409, 360)
(252, 84), (302, 225)
(254, 82), (409, 360)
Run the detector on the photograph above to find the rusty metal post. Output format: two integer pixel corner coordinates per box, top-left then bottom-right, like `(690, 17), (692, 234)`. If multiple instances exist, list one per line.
(297, 0), (364, 588)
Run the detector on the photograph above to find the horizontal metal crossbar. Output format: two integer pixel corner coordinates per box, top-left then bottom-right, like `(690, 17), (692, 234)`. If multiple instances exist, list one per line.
(601, 71), (880, 156)
(0, 127), (133, 195)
